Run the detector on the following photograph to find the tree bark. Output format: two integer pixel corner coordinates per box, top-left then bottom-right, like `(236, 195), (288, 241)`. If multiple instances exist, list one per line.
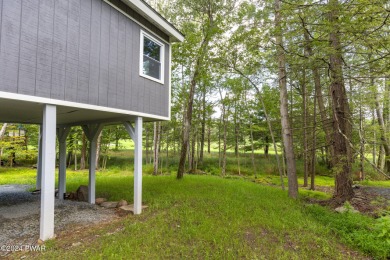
(310, 84), (317, 190)
(302, 69), (308, 187)
(274, 0), (298, 198)
(199, 87), (206, 165)
(95, 132), (102, 170)
(329, 0), (354, 202)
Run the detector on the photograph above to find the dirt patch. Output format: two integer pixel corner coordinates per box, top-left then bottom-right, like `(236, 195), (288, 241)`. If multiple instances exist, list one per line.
(0, 185), (119, 258)
(307, 185), (390, 217)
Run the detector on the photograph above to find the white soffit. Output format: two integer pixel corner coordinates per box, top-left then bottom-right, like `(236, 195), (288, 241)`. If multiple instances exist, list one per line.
(122, 0), (184, 42)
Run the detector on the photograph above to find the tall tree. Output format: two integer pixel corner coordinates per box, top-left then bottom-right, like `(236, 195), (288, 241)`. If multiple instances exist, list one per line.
(274, 0), (298, 198)
(177, 0), (235, 179)
(328, 0), (354, 202)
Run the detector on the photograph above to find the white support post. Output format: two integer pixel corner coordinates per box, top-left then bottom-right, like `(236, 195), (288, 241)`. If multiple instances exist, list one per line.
(82, 124), (103, 204)
(134, 117), (143, 214)
(89, 139), (97, 204)
(40, 104), (56, 241)
(36, 126), (42, 190)
(57, 127), (71, 200)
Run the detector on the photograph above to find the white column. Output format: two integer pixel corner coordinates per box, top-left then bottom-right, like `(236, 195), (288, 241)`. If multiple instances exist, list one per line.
(133, 117), (143, 214)
(58, 127), (70, 200)
(82, 124), (103, 204)
(88, 139), (97, 204)
(39, 104), (56, 241)
(36, 126), (42, 190)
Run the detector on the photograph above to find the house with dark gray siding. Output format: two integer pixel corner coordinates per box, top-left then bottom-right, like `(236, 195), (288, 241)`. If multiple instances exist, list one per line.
(0, 0), (183, 241)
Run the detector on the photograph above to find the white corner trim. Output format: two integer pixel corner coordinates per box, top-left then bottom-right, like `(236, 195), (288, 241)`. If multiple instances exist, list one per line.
(168, 43), (172, 120)
(139, 30), (165, 85)
(124, 0), (184, 42)
(0, 91), (170, 121)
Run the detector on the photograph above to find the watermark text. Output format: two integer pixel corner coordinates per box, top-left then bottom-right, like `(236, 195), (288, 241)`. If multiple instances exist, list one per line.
(0, 244), (46, 252)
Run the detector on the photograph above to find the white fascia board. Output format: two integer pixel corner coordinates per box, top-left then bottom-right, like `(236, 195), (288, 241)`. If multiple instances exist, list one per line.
(0, 91), (170, 121)
(122, 0), (184, 42)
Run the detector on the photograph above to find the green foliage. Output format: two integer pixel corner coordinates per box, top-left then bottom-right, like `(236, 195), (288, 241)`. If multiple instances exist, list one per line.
(305, 205), (390, 259)
(376, 213), (390, 246)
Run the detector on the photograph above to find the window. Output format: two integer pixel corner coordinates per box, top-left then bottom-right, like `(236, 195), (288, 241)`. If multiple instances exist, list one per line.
(140, 31), (164, 84)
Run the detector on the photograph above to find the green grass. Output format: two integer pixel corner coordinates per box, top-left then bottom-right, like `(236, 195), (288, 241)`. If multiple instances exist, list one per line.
(0, 167), (37, 185)
(1, 148), (389, 259)
(41, 175), (389, 259)
(360, 180), (390, 188)
(1, 167), (388, 259)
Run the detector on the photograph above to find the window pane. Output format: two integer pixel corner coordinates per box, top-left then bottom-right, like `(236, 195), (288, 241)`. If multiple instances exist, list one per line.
(143, 55), (161, 79)
(144, 37), (160, 62)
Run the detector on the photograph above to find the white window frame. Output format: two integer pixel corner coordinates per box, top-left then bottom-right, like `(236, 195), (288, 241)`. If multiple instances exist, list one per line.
(139, 30), (165, 84)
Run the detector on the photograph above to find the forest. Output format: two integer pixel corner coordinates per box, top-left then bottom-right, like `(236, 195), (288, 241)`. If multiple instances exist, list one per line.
(0, 0), (390, 258)
(0, 0), (389, 203)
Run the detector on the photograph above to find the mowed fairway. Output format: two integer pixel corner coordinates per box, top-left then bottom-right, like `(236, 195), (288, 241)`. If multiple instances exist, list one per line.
(2, 168), (388, 259)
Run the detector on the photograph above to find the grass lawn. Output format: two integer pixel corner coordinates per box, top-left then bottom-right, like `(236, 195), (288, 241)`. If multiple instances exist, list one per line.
(1, 168), (389, 259)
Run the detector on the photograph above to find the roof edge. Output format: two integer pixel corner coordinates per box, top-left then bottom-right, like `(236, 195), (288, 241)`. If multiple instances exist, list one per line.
(121, 0), (184, 42)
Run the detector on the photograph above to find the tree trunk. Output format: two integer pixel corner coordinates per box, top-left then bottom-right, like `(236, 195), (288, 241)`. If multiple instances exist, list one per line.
(199, 88), (206, 165)
(310, 83), (318, 190)
(80, 133), (86, 170)
(218, 113), (222, 168)
(207, 125), (211, 154)
(190, 131), (196, 172)
(274, 0), (298, 198)
(177, 26), (211, 179)
(153, 122), (161, 176)
(302, 24), (333, 168)
(74, 152), (77, 171)
(374, 86), (390, 174)
(95, 132), (102, 170)
(249, 119), (256, 177)
(221, 104), (228, 177)
(329, 0), (354, 202)
(302, 69), (308, 187)
(0, 124), (7, 167)
(0, 123), (8, 138)
(359, 91), (365, 180)
(372, 110), (377, 165)
(378, 145), (386, 171)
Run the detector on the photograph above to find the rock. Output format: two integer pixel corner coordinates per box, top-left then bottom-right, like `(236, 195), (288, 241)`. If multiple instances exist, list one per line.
(37, 239), (44, 245)
(335, 205), (358, 214)
(117, 199), (128, 208)
(95, 198), (107, 205)
(119, 204), (148, 214)
(100, 201), (119, 209)
(31, 189), (41, 195)
(67, 192), (78, 200)
(76, 185), (89, 202)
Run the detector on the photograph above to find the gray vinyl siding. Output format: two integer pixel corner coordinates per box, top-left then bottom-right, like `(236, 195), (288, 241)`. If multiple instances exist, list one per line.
(0, 0), (170, 118)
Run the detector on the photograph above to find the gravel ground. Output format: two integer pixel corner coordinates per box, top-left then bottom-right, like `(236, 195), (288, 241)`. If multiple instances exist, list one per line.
(361, 186), (390, 200)
(0, 185), (117, 248)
